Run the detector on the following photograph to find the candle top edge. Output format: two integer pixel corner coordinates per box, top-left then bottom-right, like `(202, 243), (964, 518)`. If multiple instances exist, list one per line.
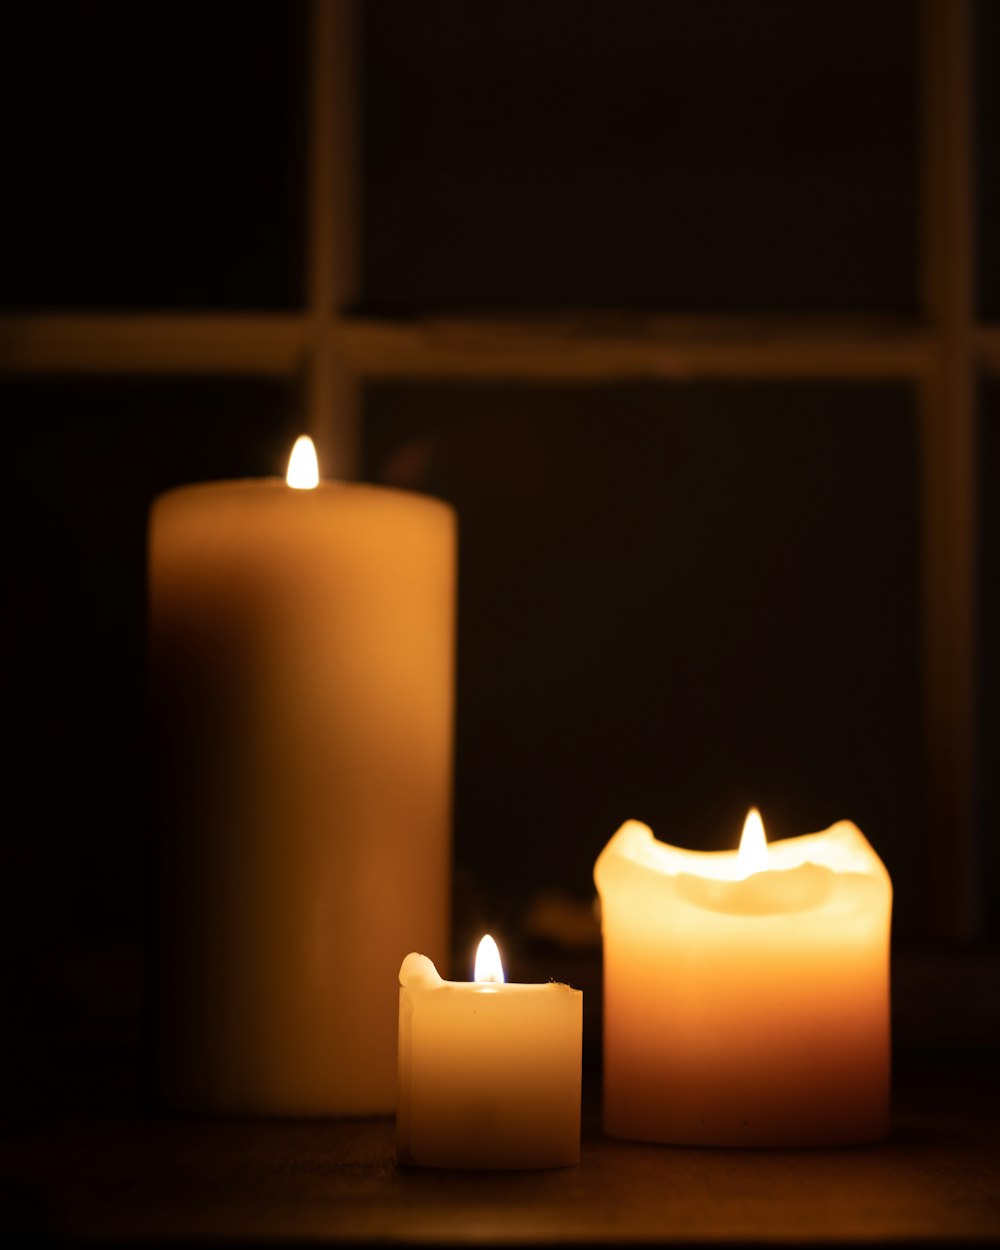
(595, 817), (889, 883)
(151, 477), (455, 517)
(398, 953), (579, 993)
(405, 979), (581, 994)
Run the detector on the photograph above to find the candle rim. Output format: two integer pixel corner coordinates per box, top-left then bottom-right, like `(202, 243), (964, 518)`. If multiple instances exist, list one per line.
(596, 817), (889, 883)
(151, 476), (456, 518)
(407, 980), (580, 995)
(398, 953), (579, 993)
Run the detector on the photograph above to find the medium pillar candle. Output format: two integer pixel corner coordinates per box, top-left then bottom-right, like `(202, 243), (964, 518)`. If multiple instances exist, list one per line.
(150, 439), (455, 1115)
(594, 811), (892, 1146)
(397, 938), (582, 1168)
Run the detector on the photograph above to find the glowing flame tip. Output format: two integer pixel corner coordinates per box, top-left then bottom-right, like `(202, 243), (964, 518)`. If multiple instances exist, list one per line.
(737, 807), (768, 878)
(286, 435), (319, 489)
(474, 934), (505, 984)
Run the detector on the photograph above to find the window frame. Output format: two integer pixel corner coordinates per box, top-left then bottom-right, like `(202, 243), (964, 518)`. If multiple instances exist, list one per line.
(0, 0), (987, 940)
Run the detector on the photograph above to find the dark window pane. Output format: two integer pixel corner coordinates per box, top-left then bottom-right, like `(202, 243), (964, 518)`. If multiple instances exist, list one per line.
(362, 0), (918, 313)
(7, 376), (295, 1009)
(3, 4), (306, 311)
(364, 382), (923, 943)
(978, 0), (1000, 317)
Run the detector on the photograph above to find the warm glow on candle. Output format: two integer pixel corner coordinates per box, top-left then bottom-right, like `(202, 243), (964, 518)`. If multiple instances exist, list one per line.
(286, 435), (320, 489)
(474, 934), (505, 984)
(737, 807), (768, 878)
(594, 814), (892, 1146)
(150, 454), (456, 1115)
(397, 946), (583, 1168)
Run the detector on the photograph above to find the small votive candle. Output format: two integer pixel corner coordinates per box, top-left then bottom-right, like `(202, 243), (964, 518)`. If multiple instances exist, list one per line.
(397, 937), (582, 1168)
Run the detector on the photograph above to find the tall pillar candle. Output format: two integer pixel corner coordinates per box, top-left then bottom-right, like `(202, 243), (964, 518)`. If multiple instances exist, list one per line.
(149, 439), (455, 1115)
(594, 811), (892, 1146)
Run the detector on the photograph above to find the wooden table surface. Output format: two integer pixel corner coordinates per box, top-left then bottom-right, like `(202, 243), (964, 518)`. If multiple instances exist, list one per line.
(3, 1051), (998, 1246)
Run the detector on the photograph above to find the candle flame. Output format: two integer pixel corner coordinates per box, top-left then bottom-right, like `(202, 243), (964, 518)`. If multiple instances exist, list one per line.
(474, 934), (505, 984)
(737, 807), (768, 878)
(286, 435), (319, 489)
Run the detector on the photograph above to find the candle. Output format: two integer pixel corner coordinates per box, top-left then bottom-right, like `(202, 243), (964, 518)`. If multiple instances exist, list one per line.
(397, 936), (583, 1168)
(149, 437), (455, 1115)
(594, 810), (892, 1146)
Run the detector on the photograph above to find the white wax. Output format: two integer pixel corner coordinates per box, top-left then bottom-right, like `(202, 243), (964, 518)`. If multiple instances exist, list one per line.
(594, 819), (892, 1146)
(150, 479), (455, 1115)
(397, 953), (582, 1169)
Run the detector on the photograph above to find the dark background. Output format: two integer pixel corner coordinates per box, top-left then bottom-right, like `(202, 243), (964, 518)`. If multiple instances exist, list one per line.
(2, 1), (998, 1113)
